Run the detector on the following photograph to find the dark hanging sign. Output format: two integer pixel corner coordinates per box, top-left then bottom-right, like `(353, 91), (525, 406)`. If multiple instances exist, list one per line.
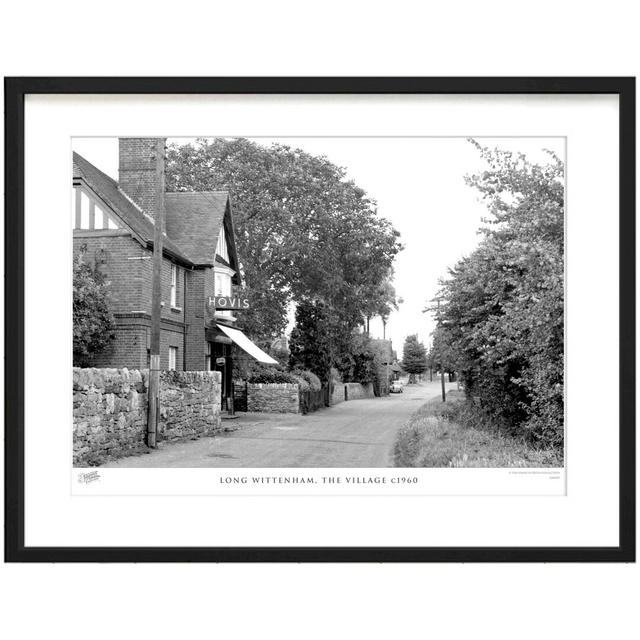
(209, 296), (250, 310)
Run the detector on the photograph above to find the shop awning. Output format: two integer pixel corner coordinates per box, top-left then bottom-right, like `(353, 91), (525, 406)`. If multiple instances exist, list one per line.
(217, 325), (278, 365)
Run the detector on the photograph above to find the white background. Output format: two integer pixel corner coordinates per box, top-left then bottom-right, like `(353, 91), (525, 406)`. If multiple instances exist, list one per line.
(26, 94), (608, 547)
(1, 2), (638, 640)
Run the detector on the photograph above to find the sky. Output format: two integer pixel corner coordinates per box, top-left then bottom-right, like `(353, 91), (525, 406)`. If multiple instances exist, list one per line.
(72, 136), (564, 357)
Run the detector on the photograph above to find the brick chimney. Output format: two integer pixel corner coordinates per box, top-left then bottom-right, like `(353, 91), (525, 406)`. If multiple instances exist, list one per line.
(118, 138), (166, 218)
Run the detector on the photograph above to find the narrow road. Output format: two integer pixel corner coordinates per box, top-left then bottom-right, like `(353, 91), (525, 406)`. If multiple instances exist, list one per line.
(103, 380), (455, 468)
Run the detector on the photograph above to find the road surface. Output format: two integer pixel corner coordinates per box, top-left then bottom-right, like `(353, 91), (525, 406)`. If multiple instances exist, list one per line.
(102, 380), (455, 468)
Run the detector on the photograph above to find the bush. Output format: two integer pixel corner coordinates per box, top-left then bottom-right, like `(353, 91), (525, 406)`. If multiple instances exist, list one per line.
(290, 375), (310, 392)
(73, 252), (115, 366)
(247, 367), (299, 385)
(292, 368), (322, 391)
(433, 142), (564, 449)
(336, 332), (377, 383)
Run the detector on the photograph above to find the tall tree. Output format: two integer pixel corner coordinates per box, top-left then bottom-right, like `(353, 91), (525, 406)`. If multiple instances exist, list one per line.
(288, 300), (334, 383)
(336, 330), (377, 384)
(362, 277), (399, 335)
(428, 324), (457, 375)
(165, 138), (402, 345)
(401, 334), (428, 383)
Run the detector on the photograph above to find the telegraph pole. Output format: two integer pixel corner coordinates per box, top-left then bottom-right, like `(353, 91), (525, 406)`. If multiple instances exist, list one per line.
(147, 139), (165, 448)
(437, 298), (446, 403)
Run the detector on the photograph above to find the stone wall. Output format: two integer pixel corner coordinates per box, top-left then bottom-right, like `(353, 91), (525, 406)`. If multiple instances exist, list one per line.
(345, 382), (375, 401)
(158, 371), (222, 441)
(246, 383), (300, 413)
(331, 382), (375, 405)
(243, 382), (375, 413)
(73, 367), (221, 466)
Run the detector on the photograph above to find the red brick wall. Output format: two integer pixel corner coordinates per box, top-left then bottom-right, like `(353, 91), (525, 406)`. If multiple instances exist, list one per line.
(89, 324), (148, 369)
(136, 254), (186, 322)
(184, 269), (206, 370)
(74, 231), (192, 370)
(73, 232), (147, 314)
(74, 216), (217, 372)
(118, 138), (166, 218)
(160, 324), (184, 371)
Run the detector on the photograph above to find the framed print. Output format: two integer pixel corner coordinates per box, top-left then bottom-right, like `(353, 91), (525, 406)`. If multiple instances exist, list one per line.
(4, 77), (635, 562)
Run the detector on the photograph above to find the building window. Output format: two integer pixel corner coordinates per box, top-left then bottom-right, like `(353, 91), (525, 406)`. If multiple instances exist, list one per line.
(170, 264), (178, 307)
(216, 225), (229, 263)
(168, 346), (177, 371)
(215, 271), (231, 296)
(214, 271), (233, 318)
(205, 342), (212, 371)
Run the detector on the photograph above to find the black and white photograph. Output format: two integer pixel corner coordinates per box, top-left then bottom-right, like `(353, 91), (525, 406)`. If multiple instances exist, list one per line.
(6, 76), (632, 565)
(72, 135), (565, 471)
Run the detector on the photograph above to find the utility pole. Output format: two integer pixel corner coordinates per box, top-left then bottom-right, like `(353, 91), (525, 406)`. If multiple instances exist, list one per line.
(437, 298), (445, 403)
(386, 359), (390, 394)
(147, 139), (165, 448)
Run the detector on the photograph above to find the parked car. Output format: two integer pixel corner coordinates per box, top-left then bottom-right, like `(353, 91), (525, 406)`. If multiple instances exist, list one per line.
(390, 381), (403, 393)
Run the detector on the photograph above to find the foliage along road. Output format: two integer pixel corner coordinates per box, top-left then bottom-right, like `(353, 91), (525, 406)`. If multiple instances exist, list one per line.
(103, 380), (456, 468)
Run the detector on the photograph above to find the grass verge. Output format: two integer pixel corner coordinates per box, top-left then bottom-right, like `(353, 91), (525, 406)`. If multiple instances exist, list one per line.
(393, 391), (563, 468)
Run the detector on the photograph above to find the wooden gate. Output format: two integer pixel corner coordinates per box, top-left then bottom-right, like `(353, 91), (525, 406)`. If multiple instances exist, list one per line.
(300, 384), (330, 415)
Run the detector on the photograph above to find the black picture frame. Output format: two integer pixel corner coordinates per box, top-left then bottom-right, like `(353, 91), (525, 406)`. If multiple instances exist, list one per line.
(4, 77), (635, 563)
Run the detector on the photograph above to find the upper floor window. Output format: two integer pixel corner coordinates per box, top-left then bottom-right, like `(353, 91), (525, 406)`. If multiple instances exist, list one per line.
(215, 271), (231, 297)
(214, 269), (233, 318)
(72, 185), (120, 230)
(216, 225), (229, 263)
(170, 264), (178, 307)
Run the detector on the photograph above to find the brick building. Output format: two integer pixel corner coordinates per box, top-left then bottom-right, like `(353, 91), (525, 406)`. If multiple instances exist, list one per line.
(73, 137), (276, 406)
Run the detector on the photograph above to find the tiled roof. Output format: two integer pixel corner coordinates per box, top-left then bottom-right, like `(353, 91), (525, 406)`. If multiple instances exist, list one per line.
(164, 191), (228, 267)
(73, 152), (194, 266)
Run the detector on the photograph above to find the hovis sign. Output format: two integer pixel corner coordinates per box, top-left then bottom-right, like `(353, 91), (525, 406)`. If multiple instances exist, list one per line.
(209, 296), (250, 310)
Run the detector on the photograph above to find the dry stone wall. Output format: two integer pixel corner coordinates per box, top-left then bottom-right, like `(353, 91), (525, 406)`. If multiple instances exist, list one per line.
(73, 367), (221, 466)
(159, 371), (221, 441)
(246, 383), (300, 413)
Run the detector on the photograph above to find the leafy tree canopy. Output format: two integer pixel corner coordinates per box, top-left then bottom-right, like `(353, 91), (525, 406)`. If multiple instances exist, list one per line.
(166, 138), (402, 344)
(433, 140), (564, 446)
